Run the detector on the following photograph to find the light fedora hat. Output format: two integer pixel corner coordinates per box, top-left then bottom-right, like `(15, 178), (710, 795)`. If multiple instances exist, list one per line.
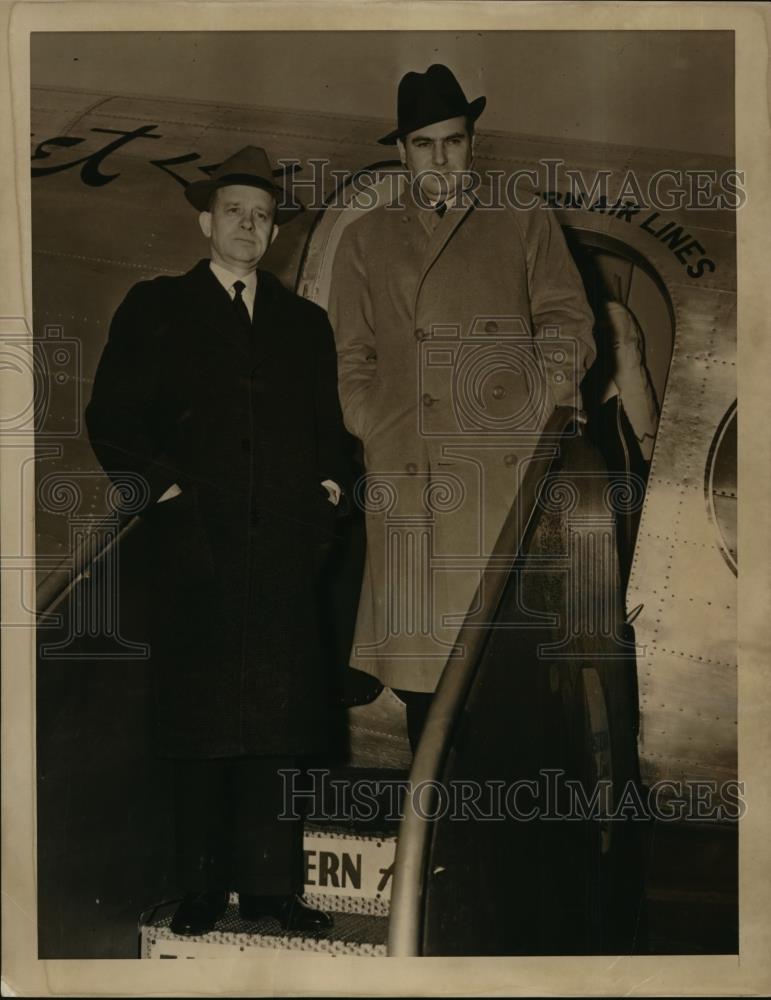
(378, 63), (486, 145)
(184, 145), (302, 224)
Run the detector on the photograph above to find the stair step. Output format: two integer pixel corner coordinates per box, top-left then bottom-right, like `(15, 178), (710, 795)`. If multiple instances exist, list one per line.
(140, 899), (387, 958)
(348, 688), (412, 770)
(139, 825), (397, 959)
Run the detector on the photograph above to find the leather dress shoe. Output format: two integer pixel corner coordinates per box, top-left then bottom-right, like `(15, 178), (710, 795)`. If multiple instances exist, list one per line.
(238, 893), (333, 932)
(170, 890), (228, 936)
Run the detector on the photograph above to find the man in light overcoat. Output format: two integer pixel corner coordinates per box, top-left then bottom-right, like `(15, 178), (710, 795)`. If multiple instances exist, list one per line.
(328, 65), (597, 745)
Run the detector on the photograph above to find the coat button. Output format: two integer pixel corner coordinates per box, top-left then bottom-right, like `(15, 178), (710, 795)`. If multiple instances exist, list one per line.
(492, 385), (506, 400)
(415, 328), (426, 341)
(485, 320), (499, 334)
(422, 393), (435, 407)
(406, 462), (418, 474)
(402, 215), (410, 224)
(503, 453), (518, 466)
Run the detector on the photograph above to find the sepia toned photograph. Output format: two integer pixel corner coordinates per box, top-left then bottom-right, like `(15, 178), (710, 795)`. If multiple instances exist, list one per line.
(2, 5), (769, 995)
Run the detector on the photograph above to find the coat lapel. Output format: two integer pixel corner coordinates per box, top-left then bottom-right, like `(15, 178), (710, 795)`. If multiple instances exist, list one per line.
(251, 269), (287, 368)
(407, 187), (480, 320)
(181, 259), (254, 367)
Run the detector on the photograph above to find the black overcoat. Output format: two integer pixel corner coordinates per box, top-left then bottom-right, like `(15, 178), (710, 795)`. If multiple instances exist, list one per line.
(86, 259), (350, 759)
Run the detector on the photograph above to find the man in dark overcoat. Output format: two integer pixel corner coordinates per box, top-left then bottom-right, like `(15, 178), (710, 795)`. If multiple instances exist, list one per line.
(86, 146), (349, 936)
(328, 66), (597, 748)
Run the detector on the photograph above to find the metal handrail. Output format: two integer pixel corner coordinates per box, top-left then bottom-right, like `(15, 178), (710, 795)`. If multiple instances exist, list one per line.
(36, 514), (139, 617)
(387, 406), (579, 956)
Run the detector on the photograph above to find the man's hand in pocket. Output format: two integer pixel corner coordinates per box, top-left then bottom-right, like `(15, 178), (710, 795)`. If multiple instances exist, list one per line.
(320, 479), (341, 506)
(157, 483), (183, 504)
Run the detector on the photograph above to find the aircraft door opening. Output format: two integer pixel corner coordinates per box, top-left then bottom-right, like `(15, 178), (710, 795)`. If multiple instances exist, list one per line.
(564, 230), (676, 589)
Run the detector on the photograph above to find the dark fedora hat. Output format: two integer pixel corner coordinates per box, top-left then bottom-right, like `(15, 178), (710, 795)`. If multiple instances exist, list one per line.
(184, 145), (302, 224)
(378, 63), (486, 145)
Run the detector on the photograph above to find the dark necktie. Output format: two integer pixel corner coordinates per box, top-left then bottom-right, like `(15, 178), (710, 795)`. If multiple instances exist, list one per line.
(232, 280), (252, 330)
(435, 201), (448, 219)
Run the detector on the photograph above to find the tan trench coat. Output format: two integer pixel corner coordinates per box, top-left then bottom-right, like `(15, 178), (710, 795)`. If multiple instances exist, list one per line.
(328, 185), (596, 692)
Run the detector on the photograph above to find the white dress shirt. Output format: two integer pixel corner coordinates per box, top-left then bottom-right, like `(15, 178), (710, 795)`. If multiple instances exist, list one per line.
(209, 261), (258, 320)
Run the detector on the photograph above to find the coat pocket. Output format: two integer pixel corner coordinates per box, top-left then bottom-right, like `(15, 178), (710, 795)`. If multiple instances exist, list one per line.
(144, 488), (215, 583)
(353, 380), (386, 443)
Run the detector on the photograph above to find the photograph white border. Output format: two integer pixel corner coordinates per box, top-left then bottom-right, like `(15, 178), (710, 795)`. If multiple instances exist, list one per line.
(2, 2), (770, 995)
